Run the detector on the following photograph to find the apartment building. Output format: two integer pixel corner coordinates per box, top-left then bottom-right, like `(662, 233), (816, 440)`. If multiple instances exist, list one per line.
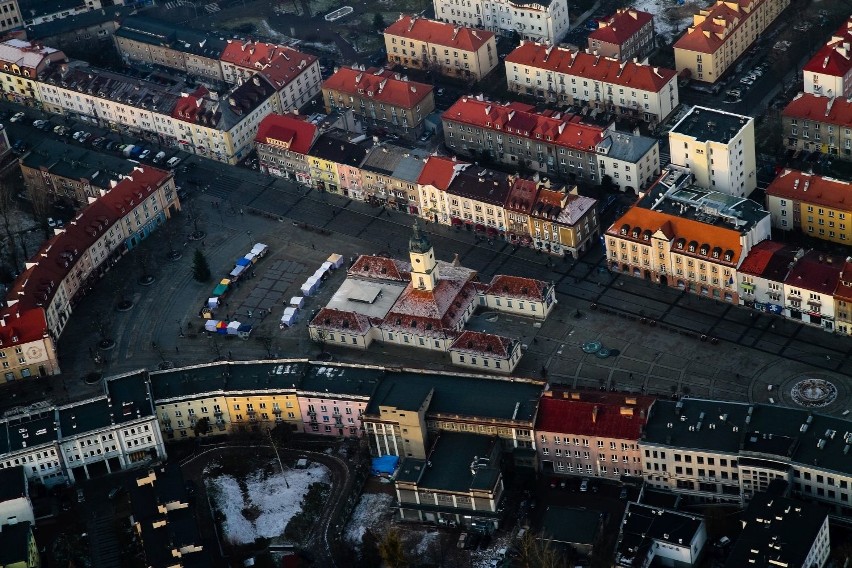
(505, 42), (678, 126)
(322, 66), (434, 139)
(307, 130), (372, 196)
(18, 0), (136, 27)
(615, 503), (707, 567)
(219, 39), (321, 112)
(25, 5), (134, 48)
(361, 368), (544, 468)
(396, 432), (505, 530)
(0, 39), (66, 104)
(128, 463), (210, 566)
(781, 250), (842, 332)
(605, 165), (771, 301)
(587, 9), (654, 63)
(0, 466), (34, 528)
(114, 16), (227, 83)
(57, 370), (166, 484)
(835, 260), (852, 336)
(481, 275), (556, 319)
(444, 166), (511, 232)
(296, 364), (379, 437)
(737, 240), (799, 315)
(39, 64), (276, 165)
(534, 390), (654, 479)
(725, 489), (830, 568)
(596, 130), (660, 192)
(0, 167), (177, 384)
(528, 182), (599, 257)
(433, 0), (570, 45)
(20, 138), (135, 207)
(674, 0), (790, 83)
(255, 112), (318, 185)
(803, 16), (852, 98)
(384, 15), (497, 81)
(782, 92), (852, 159)
(0, 0), (19, 33)
(640, 398), (852, 516)
(359, 142), (428, 212)
(765, 169), (852, 244)
(443, 97), (655, 185)
(668, 106), (756, 197)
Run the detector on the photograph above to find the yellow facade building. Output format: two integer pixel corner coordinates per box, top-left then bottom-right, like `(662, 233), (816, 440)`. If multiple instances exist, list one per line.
(674, 0), (789, 84)
(765, 169), (852, 244)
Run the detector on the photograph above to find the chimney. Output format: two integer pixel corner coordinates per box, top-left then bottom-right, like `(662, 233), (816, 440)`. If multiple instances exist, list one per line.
(592, 405), (599, 423)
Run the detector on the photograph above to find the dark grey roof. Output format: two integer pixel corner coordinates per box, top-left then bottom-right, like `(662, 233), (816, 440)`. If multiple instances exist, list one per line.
(364, 370), (543, 422)
(105, 370), (155, 421)
(396, 432), (501, 493)
(598, 131), (657, 163)
(19, 0), (80, 21)
(617, 503), (703, 560)
(21, 138), (135, 188)
(0, 522), (33, 565)
(670, 106), (752, 144)
(541, 506), (603, 545)
(0, 411), (59, 454)
(308, 131), (371, 166)
(0, 466), (27, 502)
(26, 6), (133, 41)
(642, 399), (852, 477)
(725, 492), (827, 568)
(446, 169), (512, 207)
(116, 16), (228, 59)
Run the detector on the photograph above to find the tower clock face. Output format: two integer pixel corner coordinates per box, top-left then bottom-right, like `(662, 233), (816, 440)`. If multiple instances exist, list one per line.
(27, 346), (43, 359)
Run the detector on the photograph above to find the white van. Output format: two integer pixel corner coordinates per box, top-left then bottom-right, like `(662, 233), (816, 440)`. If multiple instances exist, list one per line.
(153, 151), (167, 163)
(166, 156), (182, 168)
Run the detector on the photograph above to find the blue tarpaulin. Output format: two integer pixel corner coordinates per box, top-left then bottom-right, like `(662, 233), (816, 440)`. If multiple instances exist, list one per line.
(236, 257), (251, 267)
(371, 455), (399, 476)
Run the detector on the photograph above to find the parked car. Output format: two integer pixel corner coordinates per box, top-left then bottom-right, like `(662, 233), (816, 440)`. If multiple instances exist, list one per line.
(457, 533), (468, 549)
(76, 488), (85, 503)
(91, 137), (106, 147)
(9, 112), (25, 122)
(153, 150), (167, 163)
(79, 132), (92, 143)
(166, 156), (182, 168)
(619, 487), (628, 500)
(32, 119), (47, 128)
(53, 125), (68, 135)
(47, 217), (63, 228)
(72, 131), (85, 140)
(139, 149), (151, 160)
(105, 141), (117, 151)
(580, 478), (589, 492)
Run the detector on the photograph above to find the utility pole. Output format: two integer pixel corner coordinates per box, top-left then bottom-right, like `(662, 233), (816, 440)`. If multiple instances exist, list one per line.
(267, 427), (290, 488)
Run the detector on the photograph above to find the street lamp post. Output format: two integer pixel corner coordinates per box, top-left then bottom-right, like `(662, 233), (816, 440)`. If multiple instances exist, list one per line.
(267, 427), (290, 488)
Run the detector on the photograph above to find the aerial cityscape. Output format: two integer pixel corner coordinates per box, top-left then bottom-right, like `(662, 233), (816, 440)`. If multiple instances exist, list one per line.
(0, 0), (850, 566)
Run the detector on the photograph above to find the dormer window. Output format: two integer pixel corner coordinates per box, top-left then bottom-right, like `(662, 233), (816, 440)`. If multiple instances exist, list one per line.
(620, 224), (630, 235)
(676, 239), (685, 250)
(632, 229), (640, 238)
(699, 245), (709, 256)
(724, 251), (734, 262)
(712, 247), (721, 259)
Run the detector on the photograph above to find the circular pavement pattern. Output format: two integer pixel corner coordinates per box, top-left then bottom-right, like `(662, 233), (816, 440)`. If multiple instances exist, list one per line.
(790, 377), (838, 408)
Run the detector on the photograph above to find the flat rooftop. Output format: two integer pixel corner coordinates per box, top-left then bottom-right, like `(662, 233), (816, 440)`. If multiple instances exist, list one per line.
(325, 278), (407, 319)
(396, 432), (501, 493)
(670, 106), (751, 144)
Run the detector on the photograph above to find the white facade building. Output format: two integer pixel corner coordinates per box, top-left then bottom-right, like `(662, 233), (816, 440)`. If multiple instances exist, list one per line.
(433, 0), (570, 45)
(668, 106), (756, 198)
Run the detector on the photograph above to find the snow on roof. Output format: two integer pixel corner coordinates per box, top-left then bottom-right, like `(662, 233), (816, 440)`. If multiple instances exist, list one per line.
(310, 308), (373, 334)
(484, 275), (551, 301)
(449, 330), (515, 357)
(348, 255), (411, 282)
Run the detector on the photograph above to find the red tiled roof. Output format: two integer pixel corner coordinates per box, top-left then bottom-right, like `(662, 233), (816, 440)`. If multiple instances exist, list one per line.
(220, 40), (315, 74)
(348, 255), (411, 282)
(417, 155), (468, 190)
(504, 177), (540, 214)
(254, 113), (318, 154)
(310, 307), (372, 334)
(0, 308), (49, 346)
(485, 275), (551, 301)
(673, 0), (751, 55)
(608, 206), (743, 265)
(449, 330), (514, 357)
(784, 251), (843, 294)
(737, 240), (787, 277)
(443, 97), (606, 153)
(384, 15), (494, 52)
(506, 42), (675, 92)
(171, 86), (221, 125)
(766, 169), (852, 213)
(588, 9), (653, 47)
(782, 93), (852, 128)
(322, 66), (432, 109)
(802, 17), (852, 78)
(535, 390), (655, 439)
(260, 50), (316, 90)
(835, 260), (852, 302)
(4, 167), (172, 343)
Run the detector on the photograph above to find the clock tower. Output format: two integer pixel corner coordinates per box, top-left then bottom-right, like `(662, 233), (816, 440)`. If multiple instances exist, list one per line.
(408, 221), (439, 291)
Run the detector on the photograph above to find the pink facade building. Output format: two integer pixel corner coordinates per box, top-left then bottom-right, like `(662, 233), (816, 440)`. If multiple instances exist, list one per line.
(296, 366), (380, 437)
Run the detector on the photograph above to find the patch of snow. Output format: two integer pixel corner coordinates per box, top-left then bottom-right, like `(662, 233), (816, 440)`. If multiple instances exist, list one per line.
(207, 462), (330, 545)
(470, 533), (514, 568)
(344, 492), (394, 546)
(628, 0), (703, 42)
(416, 531), (441, 556)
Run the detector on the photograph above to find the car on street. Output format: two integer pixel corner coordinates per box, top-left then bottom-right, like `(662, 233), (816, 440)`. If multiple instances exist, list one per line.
(437, 88), (445, 96)
(619, 487), (628, 500)
(91, 137), (106, 147)
(72, 131), (85, 140)
(457, 533), (467, 549)
(79, 132), (92, 143)
(418, 130), (433, 142)
(580, 478), (589, 492)
(47, 217), (64, 228)
(139, 149), (151, 160)
(53, 125), (69, 135)
(153, 150), (167, 163)
(12, 139), (27, 154)
(76, 488), (85, 503)
(32, 119), (47, 128)
(105, 141), (117, 151)
(10, 112), (25, 122)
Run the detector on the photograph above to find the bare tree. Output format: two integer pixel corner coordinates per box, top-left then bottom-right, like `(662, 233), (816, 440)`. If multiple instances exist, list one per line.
(0, 178), (21, 275)
(91, 310), (115, 349)
(137, 248), (155, 285)
(515, 530), (574, 568)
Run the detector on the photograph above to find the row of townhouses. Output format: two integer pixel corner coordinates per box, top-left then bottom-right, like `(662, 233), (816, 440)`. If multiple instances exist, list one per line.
(432, 0), (570, 45)
(0, 34), (321, 165)
(0, 165), (179, 382)
(441, 96), (662, 191)
(5, 363), (851, 531)
(256, 112), (601, 257)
